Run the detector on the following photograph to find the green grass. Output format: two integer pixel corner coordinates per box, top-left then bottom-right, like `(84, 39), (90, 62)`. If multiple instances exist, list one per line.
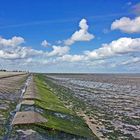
(42, 76), (87, 112)
(34, 74), (98, 139)
(34, 75), (73, 114)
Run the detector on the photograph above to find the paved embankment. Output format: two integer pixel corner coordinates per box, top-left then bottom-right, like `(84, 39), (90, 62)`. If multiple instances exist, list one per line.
(0, 74), (29, 139)
(12, 75), (47, 126)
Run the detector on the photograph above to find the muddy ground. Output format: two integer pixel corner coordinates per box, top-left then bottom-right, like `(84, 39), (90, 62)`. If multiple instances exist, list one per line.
(46, 73), (140, 140)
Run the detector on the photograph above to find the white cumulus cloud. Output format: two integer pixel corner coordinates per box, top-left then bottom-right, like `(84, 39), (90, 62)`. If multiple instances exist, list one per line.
(111, 16), (140, 33)
(0, 46), (44, 59)
(0, 36), (44, 59)
(64, 18), (95, 45)
(85, 37), (140, 59)
(41, 40), (51, 47)
(47, 46), (70, 57)
(60, 54), (85, 62)
(0, 36), (25, 47)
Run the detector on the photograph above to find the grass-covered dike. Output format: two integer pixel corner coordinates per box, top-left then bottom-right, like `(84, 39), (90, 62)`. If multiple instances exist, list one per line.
(34, 74), (98, 139)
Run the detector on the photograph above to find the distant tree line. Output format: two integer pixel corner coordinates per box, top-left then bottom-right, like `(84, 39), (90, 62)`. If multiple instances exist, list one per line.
(0, 69), (7, 72)
(0, 69), (27, 72)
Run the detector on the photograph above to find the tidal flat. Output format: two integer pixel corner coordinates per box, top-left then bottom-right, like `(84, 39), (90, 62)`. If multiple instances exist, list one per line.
(46, 73), (140, 140)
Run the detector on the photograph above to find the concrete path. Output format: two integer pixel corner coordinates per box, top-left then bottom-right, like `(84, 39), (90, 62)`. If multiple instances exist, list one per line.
(12, 111), (47, 125)
(23, 78), (40, 100)
(21, 100), (35, 105)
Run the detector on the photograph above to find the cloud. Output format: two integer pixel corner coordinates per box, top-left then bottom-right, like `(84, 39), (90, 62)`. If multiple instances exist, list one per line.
(126, 2), (132, 6)
(56, 40), (62, 44)
(41, 40), (51, 47)
(85, 37), (140, 59)
(111, 16), (140, 33)
(60, 54), (85, 62)
(0, 46), (43, 59)
(132, 2), (140, 15)
(0, 36), (70, 60)
(40, 18), (94, 59)
(47, 46), (70, 57)
(64, 18), (95, 45)
(120, 57), (140, 65)
(0, 36), (44, 59)
(0, 36), (25, 47)
(51, 37), (140, 65)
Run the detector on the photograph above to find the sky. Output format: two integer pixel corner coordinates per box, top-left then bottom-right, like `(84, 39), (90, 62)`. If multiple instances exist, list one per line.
(0, 0), (140, 73)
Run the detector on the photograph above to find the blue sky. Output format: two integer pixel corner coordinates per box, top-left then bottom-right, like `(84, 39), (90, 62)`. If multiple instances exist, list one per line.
(0, 0), (140, 73)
